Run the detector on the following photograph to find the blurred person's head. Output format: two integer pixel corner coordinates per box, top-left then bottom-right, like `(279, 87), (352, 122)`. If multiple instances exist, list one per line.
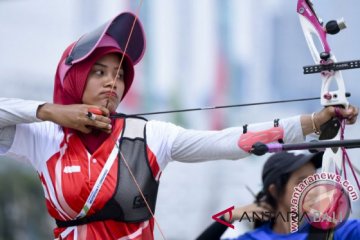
(254, 151), (323, 227)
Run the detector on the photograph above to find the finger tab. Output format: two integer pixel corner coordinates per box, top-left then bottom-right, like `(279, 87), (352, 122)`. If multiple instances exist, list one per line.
(88, 107), (103, 115)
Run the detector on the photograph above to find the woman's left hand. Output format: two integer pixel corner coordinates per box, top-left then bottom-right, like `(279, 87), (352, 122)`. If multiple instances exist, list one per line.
(302, 105), (359, 135)
(315, 105), (358, 127)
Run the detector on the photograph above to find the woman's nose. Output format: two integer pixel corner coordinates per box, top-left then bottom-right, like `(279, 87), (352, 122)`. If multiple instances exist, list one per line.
(103, 74), (117, 89)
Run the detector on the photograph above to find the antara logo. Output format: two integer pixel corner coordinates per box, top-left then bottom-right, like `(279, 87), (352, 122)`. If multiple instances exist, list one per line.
(211, 206), (235, 229)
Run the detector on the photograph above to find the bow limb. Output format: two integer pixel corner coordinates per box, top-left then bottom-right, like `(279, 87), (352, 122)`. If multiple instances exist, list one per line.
(297, 0), (349, 175)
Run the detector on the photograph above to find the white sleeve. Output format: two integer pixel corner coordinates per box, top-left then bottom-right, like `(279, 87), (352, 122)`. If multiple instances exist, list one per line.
(146, 116), (304, 170)
(0, 121), (63, 170)
(0, 98), (46, 152)
(0, 98), (45, 127)
(145, 120), (183, 171)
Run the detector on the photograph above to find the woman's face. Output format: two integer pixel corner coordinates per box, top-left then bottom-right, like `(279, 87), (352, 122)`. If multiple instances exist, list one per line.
(278, 162), (316, 211)
(82, 53), (125, 112)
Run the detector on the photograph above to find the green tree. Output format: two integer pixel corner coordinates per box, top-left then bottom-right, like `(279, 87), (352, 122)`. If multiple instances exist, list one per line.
(0, 158), (53, 240)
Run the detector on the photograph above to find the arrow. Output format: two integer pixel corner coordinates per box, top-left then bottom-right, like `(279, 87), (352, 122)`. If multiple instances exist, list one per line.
(250, 139), (360, 156)
(111, 96), (321, 117)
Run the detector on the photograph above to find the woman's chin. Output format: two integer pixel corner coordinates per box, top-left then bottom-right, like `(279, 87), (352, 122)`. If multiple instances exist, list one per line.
(104, 101), (118, 113)
(94, 98), (116, 111)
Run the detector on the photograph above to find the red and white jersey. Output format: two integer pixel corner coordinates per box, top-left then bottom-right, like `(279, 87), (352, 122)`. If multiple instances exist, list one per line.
(3, 118), (181, 240)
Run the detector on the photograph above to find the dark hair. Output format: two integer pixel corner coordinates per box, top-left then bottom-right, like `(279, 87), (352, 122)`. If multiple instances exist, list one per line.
(254, 172), (291, 228)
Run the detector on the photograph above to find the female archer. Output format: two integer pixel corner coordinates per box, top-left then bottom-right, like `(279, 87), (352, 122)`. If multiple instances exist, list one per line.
(197, 152), (360, 240)
(0, 12), (358, 240)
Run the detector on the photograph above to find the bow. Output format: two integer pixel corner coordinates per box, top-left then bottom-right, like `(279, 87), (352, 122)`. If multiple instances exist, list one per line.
(296, 0), (360, 189)
(249, 1), (360, 232)
(251, 1), (360, 226)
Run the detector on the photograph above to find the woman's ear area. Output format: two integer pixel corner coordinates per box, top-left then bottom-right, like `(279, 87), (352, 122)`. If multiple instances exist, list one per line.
(268, 184), (277, 199)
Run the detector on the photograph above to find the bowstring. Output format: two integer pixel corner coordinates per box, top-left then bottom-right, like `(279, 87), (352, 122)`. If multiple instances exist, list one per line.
(105, 0), (143, 109)
(105, 0), (167, 239)
(109, 134), (167, 240)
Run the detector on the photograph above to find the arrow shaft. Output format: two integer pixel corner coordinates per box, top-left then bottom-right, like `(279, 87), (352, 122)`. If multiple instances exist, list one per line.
(111, 96), (320, 117)
(267, 139), (360, 153)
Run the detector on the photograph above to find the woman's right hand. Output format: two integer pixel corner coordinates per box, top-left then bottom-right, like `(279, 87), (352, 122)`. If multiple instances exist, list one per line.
(224, 202), (273, 223)
(36, 103), (112, 134)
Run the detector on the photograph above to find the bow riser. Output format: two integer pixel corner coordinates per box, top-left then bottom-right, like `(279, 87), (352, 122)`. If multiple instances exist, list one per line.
(320, 69), (349, 108)
(298, 1), (349, 108)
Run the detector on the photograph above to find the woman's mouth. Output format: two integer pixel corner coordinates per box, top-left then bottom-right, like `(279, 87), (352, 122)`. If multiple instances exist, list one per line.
(103, 91), (118, 99)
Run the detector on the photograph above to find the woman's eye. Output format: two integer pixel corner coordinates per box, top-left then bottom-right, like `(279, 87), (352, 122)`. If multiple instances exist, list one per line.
(95, 70), (104, 76)
(117, 74), (124, 80)
(91, 69), (104, 76)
